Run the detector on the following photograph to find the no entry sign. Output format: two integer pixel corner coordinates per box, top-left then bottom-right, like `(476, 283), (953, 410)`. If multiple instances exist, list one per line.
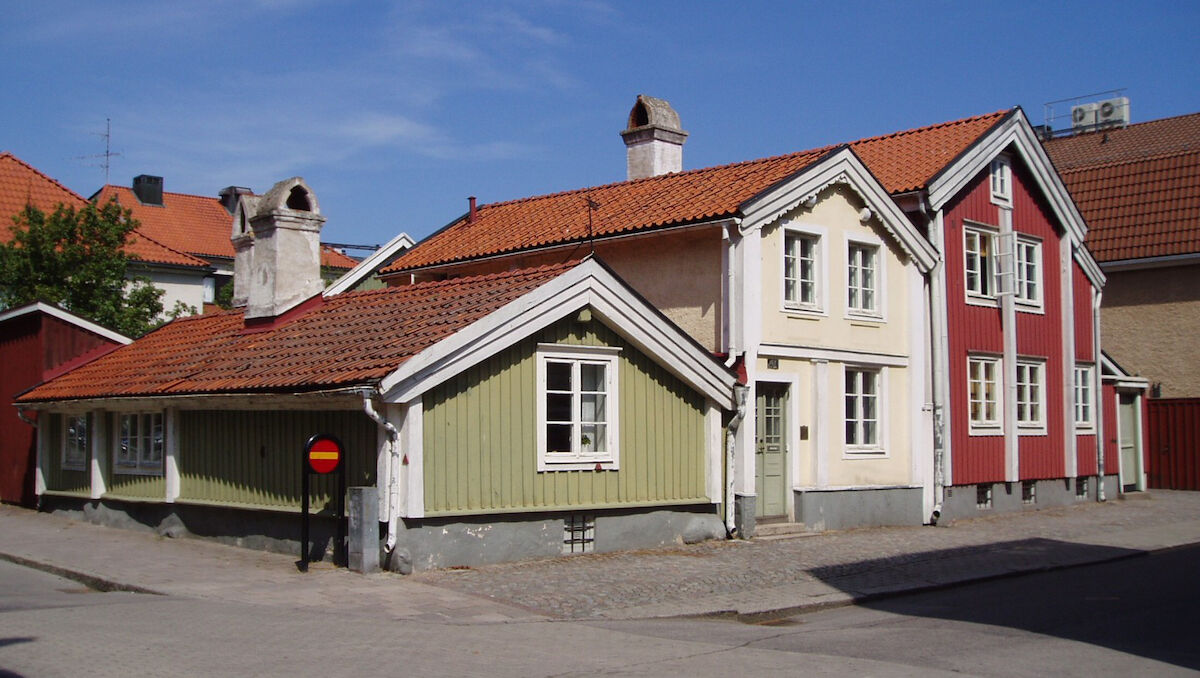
(305, 434), (343, 474)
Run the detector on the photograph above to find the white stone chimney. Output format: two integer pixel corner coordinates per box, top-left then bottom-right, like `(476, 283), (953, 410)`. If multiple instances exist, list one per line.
(231, 177), (326, 320)
(620, 94), (688, 180)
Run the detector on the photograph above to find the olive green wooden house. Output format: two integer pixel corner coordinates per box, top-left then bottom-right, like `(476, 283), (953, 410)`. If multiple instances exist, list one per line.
(19, 246), (737, 569)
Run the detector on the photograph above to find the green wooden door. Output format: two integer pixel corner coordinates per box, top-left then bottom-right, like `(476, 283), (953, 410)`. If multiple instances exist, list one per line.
(1119, 393), (1141, 491)
(755, 383), (788, 518)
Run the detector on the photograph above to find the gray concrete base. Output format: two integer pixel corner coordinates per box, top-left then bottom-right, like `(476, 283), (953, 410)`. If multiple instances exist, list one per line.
(941, 475), (1118, 521)
(387, 505), (724, 572)
(795, 486), (924, 532)
(39, 496), (345, 563)
(734, 494), (756, 539)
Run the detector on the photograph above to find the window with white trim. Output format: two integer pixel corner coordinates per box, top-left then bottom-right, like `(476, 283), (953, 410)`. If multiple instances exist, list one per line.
(964, 227), (997, 299)
(1074, 365), (1095, 429)
(990, 157), (1012, 206)
(783, 230), (819, 309)
(844, 367), (882, 452)
(1016, 360), (1045, 429)
(846, 243), (879, 315)
(968, 356), (1001, 432)
(62, 414), (88, 471)
(1015, 237), (1042, 306)
(115, 412), (164, 474)
(537, 345), (619, 471)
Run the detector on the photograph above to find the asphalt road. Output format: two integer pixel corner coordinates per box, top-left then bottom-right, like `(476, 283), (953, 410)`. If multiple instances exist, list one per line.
(1, 547), (1197, 677)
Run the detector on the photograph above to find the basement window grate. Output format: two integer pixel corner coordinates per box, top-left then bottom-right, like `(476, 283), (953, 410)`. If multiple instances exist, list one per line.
(1022, 480), (1037, 505)
(1075, 477), (1089, 500)
(976, 484), (993, 510)
(563, 514), (595, 555)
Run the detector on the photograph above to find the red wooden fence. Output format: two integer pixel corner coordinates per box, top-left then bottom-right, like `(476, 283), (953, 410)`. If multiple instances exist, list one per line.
(1147, 398), (1200, 491)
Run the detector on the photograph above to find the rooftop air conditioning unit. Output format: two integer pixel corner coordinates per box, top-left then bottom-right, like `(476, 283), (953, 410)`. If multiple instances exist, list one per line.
(1071, 103), (1099, 130)
(1097, 96), (1130, 127)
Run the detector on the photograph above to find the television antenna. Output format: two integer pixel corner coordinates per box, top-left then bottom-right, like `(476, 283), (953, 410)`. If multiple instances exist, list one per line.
(75, 118), (122, 184)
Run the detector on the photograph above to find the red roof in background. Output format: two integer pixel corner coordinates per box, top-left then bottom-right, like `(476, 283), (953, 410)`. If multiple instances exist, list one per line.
(384, 111), (1008, 273)
(18, 262), (575, 402)
(1045, 113), (1200, 262)
(0, 152), (87, 241)
(1, 153), (206, 268)
(94, 185), (359, 270)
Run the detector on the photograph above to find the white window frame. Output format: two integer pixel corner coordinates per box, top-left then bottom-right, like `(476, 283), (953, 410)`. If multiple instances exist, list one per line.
(536, 344), (620, 472)
(783, 229), (820, 311)
(114, 411), (164, 475)
(1074, 364), (1095, 431)
(968, 355), (1002, 435)
(963, 224), (999, 305)
(845, 235), (885, 321)
(1014, 236), (1043, 310)
(843, 366), (886, 456)
(61, 413), (88, 472)
(1016, 359), (1047, 434)
(780, 223), (827, 316)
(990, 157), (1012, 207)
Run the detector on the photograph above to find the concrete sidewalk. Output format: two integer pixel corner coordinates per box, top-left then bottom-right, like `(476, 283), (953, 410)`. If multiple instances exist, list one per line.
(3, 491), (1199, 624)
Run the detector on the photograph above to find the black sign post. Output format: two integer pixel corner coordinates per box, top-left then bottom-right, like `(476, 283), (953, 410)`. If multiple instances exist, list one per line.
(300, 433), (345, 572)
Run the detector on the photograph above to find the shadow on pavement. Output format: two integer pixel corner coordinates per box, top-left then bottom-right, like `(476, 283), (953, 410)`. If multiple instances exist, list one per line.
(837, 541), (1200, 671)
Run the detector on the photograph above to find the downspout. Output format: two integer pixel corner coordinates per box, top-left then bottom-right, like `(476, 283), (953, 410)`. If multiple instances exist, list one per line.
(921, 198), (947, 525)
(16, 406), (37, 426)
(360, 390), (401, 550)
(725, 383), (748, 536)
(1093, 288), (1106, 502)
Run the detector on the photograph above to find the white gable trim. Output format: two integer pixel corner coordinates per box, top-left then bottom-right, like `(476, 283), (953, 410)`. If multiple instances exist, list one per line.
(0, 302), (132, 345)
(379, 259), (737, 409)
(927, 109), (1090, 252)
(324, 231), (415, 296)
(739, 147), (938, 272)
(1074, 241), (1106, 290)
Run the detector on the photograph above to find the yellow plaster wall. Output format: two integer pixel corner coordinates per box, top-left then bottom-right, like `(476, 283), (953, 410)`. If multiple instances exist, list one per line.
(759, 187), (912, 355)
(756, 355), (914, 490)
(412, 227), (725, 350)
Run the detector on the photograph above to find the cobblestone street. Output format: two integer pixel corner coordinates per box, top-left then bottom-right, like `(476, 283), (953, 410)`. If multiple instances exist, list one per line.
(411, 491), (1200, 619)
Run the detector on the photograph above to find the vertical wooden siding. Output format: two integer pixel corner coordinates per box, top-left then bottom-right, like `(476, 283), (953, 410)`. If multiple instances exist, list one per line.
(1012, 164), (1065, 480)
(0, 314), (43, 505)
(1073, 265), (1094, 362)
(1147, 398), (1200, 490)
(423, 316), (708, 515)
(179, 410), (375, 512)
(945, 173), (1006, 484)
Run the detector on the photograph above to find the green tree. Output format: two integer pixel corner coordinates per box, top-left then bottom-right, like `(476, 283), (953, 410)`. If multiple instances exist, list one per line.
(0, 198), (166, 337)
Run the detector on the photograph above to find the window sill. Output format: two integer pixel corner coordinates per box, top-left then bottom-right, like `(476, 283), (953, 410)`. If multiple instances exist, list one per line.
(113, 466), (164, 477)
(845, 312), (885, 325)
(1017, 425), (1048, 437)
(844, 448), (888, 459)
(968, 426), (1003, 437)
(1015, 302), (1045, 315)
(1074, 426), (1097, 435)
(782, 306), (826, 320)
(538, 460), (619, 472)
(966, 295), (999, 309)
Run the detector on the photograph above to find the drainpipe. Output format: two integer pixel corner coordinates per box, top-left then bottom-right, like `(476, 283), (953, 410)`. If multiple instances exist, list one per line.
(1093, 288), (1106, 502)
(725, 383), (748, 535)
(16, 406), (37, 426)
(921, 199), (947, 525)
(360, 391), (401, 550)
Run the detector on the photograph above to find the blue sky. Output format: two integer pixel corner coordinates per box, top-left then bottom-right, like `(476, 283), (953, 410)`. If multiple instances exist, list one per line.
(3, 1), (1198, 249)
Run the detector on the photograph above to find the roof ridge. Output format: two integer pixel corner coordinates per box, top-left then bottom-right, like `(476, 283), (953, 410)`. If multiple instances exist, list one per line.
(473, 110), (1009, 213)
(847, 109), (1010, 147)
(0, 152), (87, 205)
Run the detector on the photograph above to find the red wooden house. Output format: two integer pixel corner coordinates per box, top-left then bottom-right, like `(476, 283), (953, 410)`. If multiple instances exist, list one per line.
(0, 303), (129, 506)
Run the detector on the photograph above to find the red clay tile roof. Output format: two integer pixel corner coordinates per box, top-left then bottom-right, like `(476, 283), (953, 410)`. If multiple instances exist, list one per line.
(18, 262), (576, 402)
(94, 185), (359, 270)
(384, 111), (1008, 273)
(1, 153), (206, 268)
(0, 152), (87, 241)
(1045, 113), (1200, 262)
